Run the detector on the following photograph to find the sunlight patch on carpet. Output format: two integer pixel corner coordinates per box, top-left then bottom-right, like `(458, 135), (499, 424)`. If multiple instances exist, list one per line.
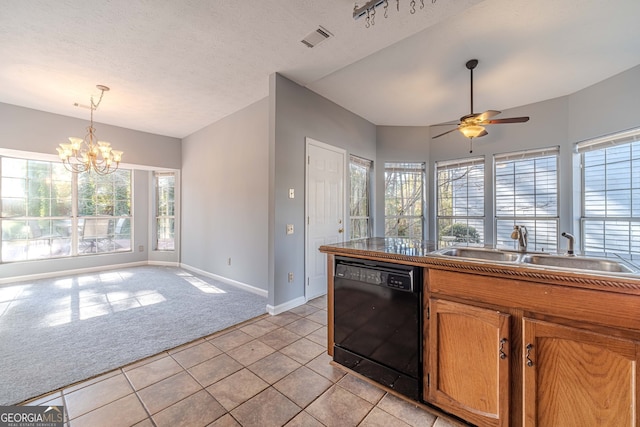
(179, 272), (226, 294)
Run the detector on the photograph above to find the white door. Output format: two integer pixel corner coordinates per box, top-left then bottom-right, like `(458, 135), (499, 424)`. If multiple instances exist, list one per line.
(305, 138), (346, 301)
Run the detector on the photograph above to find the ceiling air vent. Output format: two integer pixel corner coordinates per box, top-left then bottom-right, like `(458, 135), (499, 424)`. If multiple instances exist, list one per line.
(301, 26), (332, 48)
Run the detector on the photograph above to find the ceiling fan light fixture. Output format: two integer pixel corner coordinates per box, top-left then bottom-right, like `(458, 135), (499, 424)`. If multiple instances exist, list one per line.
(459, 125), (485, 139)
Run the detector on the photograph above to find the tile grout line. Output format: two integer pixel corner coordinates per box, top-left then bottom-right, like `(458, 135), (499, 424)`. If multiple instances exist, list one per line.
(121, 367), (158, 427)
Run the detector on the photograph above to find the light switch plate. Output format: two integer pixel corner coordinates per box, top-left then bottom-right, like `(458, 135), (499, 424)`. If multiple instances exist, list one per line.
(286, 224), (294, 234)
(289, 188), (295, 199)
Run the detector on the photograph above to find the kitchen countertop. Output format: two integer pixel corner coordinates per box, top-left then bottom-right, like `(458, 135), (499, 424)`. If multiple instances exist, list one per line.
(320, 237), (640, 294)
(320, 237), (436, 258)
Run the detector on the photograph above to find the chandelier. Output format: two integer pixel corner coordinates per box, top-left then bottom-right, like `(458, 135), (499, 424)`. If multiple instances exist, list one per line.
(354, 0), (437, 28)
(56, 85), (123, 175)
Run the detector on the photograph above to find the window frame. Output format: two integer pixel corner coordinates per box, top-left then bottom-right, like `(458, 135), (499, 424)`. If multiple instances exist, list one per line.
(384, 161), (425, 239)
(436, 156), (485, 248)
(154, 171), (176, 251)
(578, 127), (640, 257)
(1, 154), (133, 263)
(349, 155), (372, 240)
(76, 169), (133, 255)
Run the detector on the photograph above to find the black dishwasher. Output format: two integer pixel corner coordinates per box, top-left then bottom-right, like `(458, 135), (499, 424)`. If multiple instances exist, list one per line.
(333, 256), (423, 401)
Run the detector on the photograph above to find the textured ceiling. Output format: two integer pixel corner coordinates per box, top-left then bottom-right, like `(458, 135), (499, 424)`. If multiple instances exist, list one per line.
(1, 0), (639, 138)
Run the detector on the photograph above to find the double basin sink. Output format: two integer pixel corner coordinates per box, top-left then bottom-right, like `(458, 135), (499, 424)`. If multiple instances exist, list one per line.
(434, 247), (636, 274)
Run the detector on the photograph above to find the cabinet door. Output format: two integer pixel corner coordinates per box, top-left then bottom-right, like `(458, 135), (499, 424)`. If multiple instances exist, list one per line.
(428, 298), (510, 427)
(523, 318), (640, 427)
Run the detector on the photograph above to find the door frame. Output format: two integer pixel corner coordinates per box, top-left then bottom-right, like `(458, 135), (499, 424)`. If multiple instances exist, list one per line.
(304, 137), (347, 302)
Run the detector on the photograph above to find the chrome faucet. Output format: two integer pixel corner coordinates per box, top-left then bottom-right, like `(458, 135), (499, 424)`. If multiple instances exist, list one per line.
(561, 232), (576, 256)
(511, 225), (528, 252)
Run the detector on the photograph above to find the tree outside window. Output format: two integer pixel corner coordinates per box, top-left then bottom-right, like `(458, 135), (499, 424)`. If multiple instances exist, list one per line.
(77, 169), (132, 254)
(1, 157), (72, 261)
(155, 172), (175, 251)
(0, 155), (132, 262)
(384, 162), (425, 238)
(436, 157), (484, 248)
(349, 156), (372, 240)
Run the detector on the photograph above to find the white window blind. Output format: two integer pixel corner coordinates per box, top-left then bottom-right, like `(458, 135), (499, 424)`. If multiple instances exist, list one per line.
(494, 147), (559, 252)
(580, 129), (640, 256)
(577, 127), (640, 153)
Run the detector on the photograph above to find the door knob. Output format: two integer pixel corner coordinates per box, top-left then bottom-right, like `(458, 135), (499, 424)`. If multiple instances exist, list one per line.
(338, 228), (344, 233)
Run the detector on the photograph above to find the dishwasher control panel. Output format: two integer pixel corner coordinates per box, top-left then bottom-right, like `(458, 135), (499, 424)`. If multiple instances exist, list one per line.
(335, 259), (415, 292)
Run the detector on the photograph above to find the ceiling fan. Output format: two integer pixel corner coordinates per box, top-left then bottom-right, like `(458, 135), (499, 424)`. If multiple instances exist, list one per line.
(432, 59), (530, 153)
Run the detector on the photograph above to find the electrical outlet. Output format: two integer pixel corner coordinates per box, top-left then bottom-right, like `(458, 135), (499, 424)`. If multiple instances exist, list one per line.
(288, 272), (294, 282)
(138, 245), (144, 252)
(286, 224), (294, 234)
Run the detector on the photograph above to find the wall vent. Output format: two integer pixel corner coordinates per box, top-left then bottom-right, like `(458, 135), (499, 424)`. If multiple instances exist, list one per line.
(301, 26), (332, 48)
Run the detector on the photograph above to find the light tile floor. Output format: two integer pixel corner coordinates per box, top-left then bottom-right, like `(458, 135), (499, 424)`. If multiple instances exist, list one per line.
(23, 296), (466, 427)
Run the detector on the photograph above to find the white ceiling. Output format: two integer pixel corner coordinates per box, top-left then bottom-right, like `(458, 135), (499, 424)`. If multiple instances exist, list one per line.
(1, 0), (639, 138)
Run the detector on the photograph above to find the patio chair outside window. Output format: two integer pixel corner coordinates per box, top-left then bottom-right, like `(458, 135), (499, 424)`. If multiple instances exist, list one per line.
(80, 218), (111, 253)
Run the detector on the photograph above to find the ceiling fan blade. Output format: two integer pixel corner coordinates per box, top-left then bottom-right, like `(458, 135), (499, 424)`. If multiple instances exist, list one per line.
(483, 116), (530, 124)
(475, 110), (501, 122)
(432, 121), (461, 126)
(432, 128), (459, 139)
(477, 129), (488, 138)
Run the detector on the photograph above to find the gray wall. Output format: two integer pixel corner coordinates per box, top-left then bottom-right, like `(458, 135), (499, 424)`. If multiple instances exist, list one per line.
(0, 103), (181, 170)
(568, 65), (640, 142)
(270, 74), (376, 308)
(181, 98), (269, 292)
(425, 96), (570, 247)
(0, 103), (182, 280)
(382, 64), (640, 251)
(2, 63), (639, 308)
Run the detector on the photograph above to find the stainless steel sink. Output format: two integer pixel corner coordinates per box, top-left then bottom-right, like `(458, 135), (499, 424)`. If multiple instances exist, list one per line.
(520, 254), (634, 273)
(437, 248), (520, 262)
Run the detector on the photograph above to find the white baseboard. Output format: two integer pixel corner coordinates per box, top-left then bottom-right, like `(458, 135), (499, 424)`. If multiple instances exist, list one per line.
(266, 296), (306, 315)
(179, 263), (268, 298)
(148, 260), (180, 267)
(0, 261), (148, 286)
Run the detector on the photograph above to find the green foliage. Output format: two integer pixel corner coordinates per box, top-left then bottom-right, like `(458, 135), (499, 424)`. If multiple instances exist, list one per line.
(440, 223), (480, 243)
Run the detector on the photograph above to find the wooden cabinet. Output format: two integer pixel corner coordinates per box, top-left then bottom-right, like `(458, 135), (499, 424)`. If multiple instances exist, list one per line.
(523, 318), (640, 426)
(319, 243), (640, 427)
(427, 268), (640, 427)
(428, 298), (510, 427)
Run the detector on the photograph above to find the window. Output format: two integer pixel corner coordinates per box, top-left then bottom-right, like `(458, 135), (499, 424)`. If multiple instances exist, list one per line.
(436, 157), (484, 248)
(77, 170), (132, 254)
(494, 147), (559, 252)
(384, 162), (425, 238)
(155, 172), (175, 250)
(1, 155), (132, 262)
(579, 128), (640, 257)
(349, 156), (372, 239)
(1, 158), (73, 261)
